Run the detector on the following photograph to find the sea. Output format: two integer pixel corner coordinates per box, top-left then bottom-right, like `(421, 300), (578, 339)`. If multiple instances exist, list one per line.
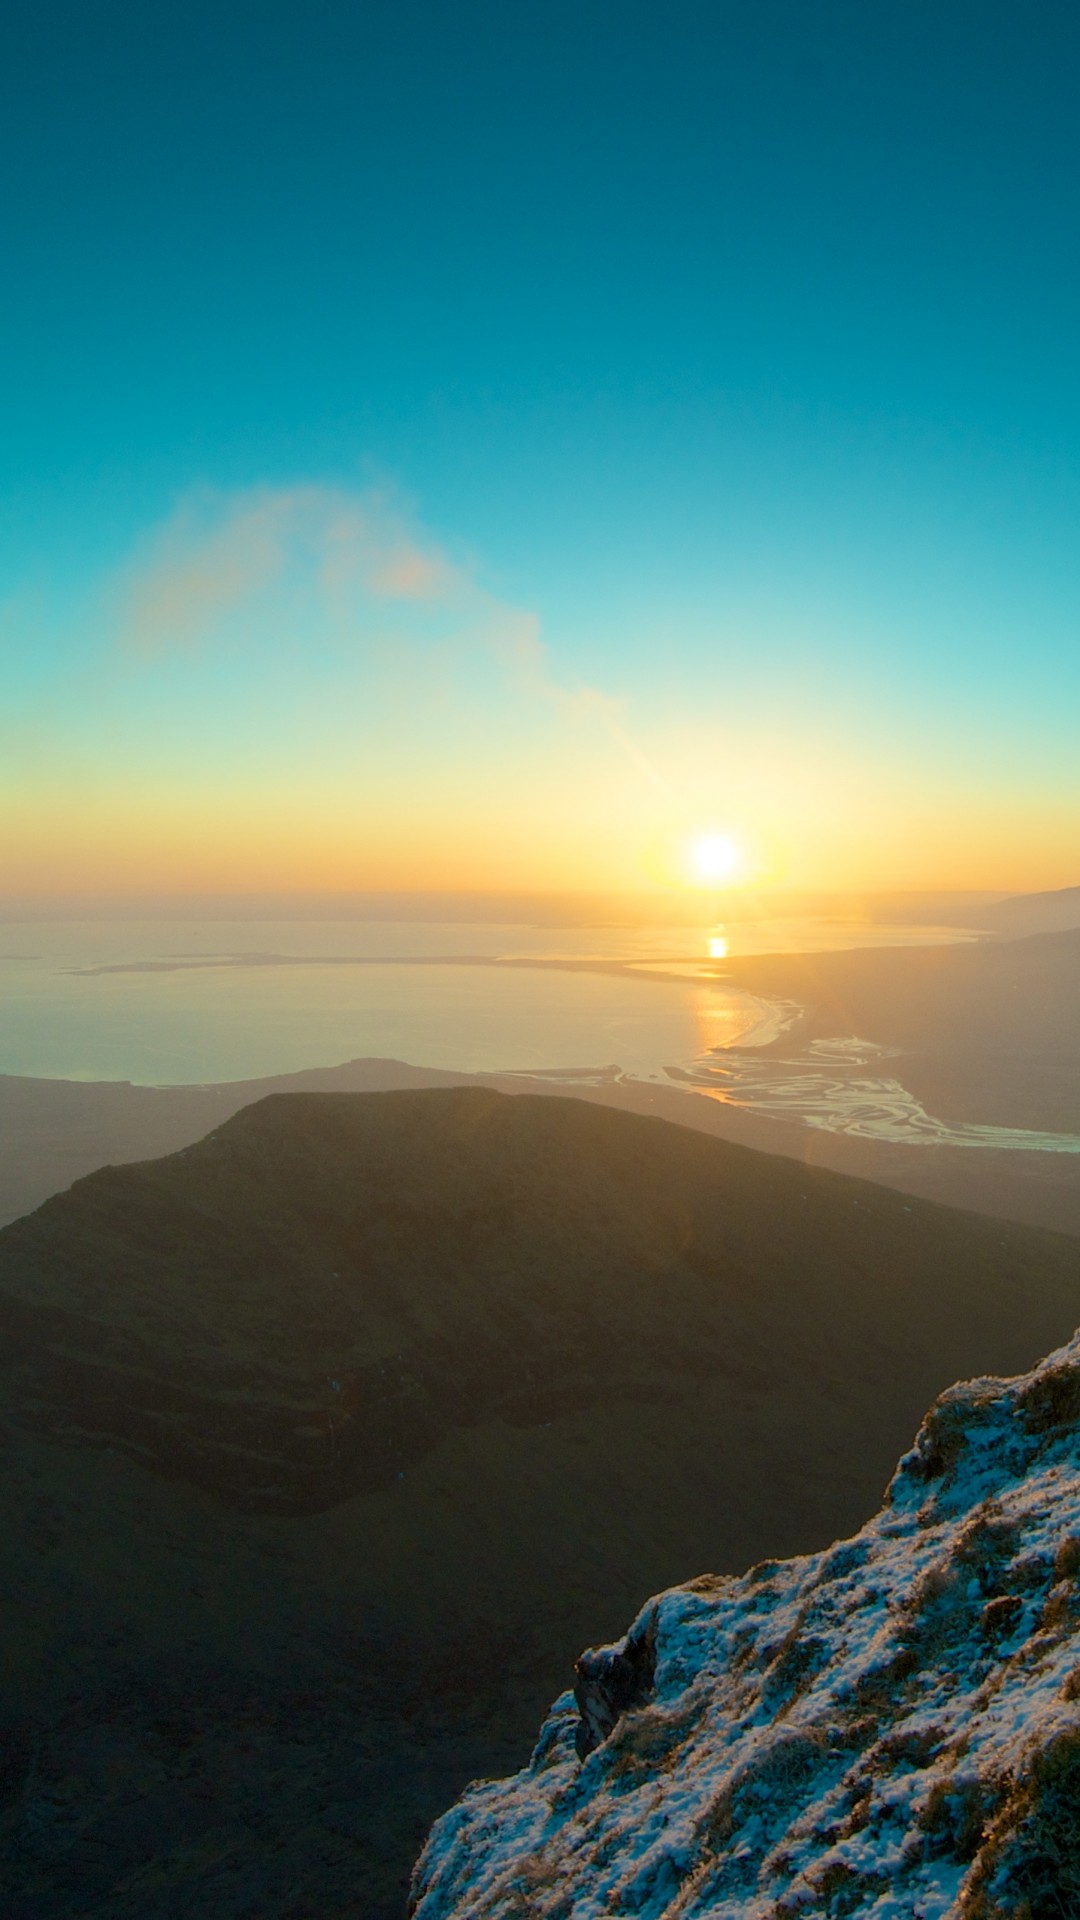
(2, 913), (1078, 1154)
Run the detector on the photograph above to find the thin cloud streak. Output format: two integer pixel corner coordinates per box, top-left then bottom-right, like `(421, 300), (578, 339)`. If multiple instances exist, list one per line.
(117, 482), (672, 795)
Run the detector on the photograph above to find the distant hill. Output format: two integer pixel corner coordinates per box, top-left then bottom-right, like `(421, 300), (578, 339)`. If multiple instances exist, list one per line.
(8, 1024), (1080, 1254)
(0, 1053), (473, 1229)
(2, 1088), (1080, 1916)
(980, 881), (1080, 936)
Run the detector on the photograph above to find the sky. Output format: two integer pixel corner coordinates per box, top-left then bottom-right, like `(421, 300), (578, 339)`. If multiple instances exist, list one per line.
(2, 0), (1079, 899)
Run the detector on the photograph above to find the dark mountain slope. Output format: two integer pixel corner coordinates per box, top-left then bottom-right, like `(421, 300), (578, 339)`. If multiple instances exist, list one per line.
(0, 1054), (470, 1228)
(2, 1087), (1079, 1917)
(2, 1086), (1079, 1520)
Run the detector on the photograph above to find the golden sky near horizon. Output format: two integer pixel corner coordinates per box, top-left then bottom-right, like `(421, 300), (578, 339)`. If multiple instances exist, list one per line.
(4, 486), (1077, 903)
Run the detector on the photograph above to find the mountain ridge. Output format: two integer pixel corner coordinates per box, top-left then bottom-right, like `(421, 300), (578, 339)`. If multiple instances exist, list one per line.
(3, 1087), (1079, 1516)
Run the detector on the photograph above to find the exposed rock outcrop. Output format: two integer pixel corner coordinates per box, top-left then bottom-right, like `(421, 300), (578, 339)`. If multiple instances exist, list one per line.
(411, 1329), (1080, 1918)
(574, 1613), (658, 1759)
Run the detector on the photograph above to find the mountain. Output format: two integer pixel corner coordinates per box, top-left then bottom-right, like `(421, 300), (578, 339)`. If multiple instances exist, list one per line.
(0, 1054), (476, 1229)
(979, 883), (1080, 937)
(8, 1037), (1080, 1263)
(3, 1088), (1080, 1916)
(412, 1323), (1080, 1920)
(5, 1086), (1080, 1518)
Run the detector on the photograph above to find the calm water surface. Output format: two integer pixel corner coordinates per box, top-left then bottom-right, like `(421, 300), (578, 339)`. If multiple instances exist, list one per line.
(3, 917), (1077, 1154)
(0, 918), (786, 1082)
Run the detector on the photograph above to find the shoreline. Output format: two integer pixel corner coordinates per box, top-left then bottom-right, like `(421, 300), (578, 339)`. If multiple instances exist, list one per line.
(3, 1050), (1080, 1245)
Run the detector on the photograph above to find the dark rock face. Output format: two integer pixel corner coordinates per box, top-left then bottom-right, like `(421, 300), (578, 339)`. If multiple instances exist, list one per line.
(574, 1615), (657, 1757)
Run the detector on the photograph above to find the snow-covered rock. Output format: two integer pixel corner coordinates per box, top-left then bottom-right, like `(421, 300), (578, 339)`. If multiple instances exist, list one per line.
(410, 1331), (1080, 1918)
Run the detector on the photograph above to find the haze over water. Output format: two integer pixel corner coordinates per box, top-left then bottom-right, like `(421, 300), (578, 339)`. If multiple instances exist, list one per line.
(4, 912), (1078, 1156)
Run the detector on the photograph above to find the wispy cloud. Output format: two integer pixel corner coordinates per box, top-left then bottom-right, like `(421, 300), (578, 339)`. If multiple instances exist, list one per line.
(117, 482), (672, 795)
(121, 485), (448, 652)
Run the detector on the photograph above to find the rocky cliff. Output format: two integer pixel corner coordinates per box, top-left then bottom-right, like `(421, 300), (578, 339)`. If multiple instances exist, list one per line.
(411, 1328), (1080, 1918)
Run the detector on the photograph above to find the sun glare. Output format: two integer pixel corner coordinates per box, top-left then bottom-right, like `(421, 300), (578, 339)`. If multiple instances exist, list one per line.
(691, 834), (740, 884)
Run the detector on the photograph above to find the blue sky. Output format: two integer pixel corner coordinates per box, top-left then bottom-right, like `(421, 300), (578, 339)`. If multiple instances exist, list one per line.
(3, 0), (1079, 893)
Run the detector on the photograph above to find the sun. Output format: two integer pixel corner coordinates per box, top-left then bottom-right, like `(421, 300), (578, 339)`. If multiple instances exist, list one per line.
(691, 833), (740, 884)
